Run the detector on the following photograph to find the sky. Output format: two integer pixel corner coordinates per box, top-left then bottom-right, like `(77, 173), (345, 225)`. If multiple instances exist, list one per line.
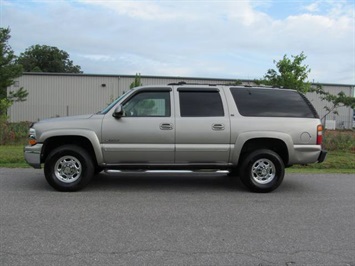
(1, 0), (354, 85)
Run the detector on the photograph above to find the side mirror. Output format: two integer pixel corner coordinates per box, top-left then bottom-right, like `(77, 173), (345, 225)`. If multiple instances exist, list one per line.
(113, 105), (123, 119)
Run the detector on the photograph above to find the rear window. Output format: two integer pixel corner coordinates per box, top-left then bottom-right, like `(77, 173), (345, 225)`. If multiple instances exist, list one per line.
(230, 88), (318, 118)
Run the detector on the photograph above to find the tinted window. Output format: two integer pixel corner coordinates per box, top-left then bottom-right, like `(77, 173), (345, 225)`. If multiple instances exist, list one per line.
(122, 91), (170, 117)
(179, 91), (224, 117)
(230, 88), (317, 118)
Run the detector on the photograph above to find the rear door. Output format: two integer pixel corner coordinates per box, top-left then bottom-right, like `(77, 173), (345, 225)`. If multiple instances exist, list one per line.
(174, 87), (231, 164)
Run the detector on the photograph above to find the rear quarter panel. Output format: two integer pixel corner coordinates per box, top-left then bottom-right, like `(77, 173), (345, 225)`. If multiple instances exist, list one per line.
(222, 87), (322, 165)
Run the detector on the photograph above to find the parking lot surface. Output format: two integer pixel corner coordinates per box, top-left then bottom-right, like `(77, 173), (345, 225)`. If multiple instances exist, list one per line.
(1, 168), (354, 265)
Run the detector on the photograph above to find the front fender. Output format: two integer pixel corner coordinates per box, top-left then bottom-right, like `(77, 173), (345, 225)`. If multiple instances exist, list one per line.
(39, 129), (104, 164)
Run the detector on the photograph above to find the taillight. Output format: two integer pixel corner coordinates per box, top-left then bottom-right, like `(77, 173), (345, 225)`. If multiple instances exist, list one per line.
(317, 125), (323, 145)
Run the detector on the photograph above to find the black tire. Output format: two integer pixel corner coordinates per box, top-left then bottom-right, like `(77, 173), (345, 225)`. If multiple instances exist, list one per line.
(94, 166), (104, 175)
(44, 145), (94, 192)
(238, 149), (285, 193)
(228, 167), (238, 176)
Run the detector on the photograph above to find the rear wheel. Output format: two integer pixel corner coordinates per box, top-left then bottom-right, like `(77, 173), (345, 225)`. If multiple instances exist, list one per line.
(44, 145), (94, 191)
(239, 149), (285, 193)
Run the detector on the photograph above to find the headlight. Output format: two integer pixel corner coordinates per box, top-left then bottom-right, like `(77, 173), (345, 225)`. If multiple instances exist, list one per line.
(28, 128), (37, 146)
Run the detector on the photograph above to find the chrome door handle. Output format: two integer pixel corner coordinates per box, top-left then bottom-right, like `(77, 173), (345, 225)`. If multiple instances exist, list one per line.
(212, 123), (225, 130)
(160, 123), (173, 130)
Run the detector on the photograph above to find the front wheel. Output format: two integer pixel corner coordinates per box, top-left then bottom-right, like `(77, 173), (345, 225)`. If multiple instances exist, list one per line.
(44, 145), (94, 191)
(238, 149), (285, 193)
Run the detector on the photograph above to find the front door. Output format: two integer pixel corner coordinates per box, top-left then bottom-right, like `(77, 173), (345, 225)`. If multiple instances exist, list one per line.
(101, 89), (174, 165)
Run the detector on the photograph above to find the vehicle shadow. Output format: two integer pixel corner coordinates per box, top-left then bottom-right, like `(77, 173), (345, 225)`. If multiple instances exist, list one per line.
(87, 172), (247, 193)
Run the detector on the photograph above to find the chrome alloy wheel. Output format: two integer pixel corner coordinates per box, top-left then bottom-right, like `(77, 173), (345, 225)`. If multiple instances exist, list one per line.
(54, 156), (82, 183)
(251, 158), (276, 185)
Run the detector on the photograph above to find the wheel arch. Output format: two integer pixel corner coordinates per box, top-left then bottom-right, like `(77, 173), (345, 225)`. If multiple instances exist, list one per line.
(232, 133), (291, 166)
(41, 133), (102, 166)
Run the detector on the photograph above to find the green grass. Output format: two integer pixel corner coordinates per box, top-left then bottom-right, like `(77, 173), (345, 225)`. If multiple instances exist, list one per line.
(0, 145), (29, 168)
(292, 151), (355, 170)
(1, 145), (354, 173)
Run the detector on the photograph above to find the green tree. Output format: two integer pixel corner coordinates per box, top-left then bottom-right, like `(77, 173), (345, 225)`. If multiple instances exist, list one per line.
(259, 52), (355, 124)
(315, 86), (355, 122)
(260, 52), (311, 93)
(0, 27), (27, 117)
(130, 73), (143, 89)
(17, 44), (82, 73)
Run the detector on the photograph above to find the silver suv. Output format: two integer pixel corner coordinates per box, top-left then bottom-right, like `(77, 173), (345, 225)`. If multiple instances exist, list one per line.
(24, 83), (327, 192)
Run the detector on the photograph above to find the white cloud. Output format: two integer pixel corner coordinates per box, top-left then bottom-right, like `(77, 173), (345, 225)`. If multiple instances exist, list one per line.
(79, 54), (116, 62)
(1, 0), (354, 84)
(223, 1), (272, 26)
(304, 1), (321, 12)
(78, 0), (192, 21)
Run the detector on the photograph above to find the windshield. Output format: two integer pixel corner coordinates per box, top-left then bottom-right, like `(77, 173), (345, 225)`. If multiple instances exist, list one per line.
(99, 90), (133, 114)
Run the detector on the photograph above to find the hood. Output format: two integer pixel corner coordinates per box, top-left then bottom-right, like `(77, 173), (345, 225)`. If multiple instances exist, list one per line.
(31, 113), (104, 142)
(33, 114), (101, 133)
(38, 114), (94, 124)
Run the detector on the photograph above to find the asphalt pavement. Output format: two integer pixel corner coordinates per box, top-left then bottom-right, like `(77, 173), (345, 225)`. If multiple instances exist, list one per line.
(1, 168), (354, 265)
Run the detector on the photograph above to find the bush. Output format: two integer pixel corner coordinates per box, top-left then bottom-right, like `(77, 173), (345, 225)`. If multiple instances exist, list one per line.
(0, 120), (30, 145)
(323, 130), (355, 152)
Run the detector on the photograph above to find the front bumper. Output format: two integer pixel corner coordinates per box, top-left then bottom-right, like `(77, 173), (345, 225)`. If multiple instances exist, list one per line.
(24, 144), (43, 169)
(317, 150), (327, 163)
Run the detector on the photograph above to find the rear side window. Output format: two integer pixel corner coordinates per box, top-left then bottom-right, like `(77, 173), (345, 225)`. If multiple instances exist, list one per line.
(230, 88), (318, 118)
(179, 90), (224, 117)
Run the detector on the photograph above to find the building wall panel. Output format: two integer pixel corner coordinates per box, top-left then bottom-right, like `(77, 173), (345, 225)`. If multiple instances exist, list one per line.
(306, 84), (354, 129)
(7, 73), (354, 129)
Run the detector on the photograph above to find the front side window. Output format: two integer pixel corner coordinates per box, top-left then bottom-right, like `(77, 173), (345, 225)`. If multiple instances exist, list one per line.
(122, 91), (170, 117)
(179, 90), (224, 117)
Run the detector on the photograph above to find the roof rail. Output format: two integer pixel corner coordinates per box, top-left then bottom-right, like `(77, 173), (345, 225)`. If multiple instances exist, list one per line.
(167, 81), (239, 86)
(168, 81), (187, 85)
(167, 81), (282, 89)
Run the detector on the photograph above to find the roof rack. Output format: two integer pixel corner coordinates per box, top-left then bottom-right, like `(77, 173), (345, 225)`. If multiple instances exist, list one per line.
(167, 81), (283, 89)
(167, 81), (247, 86)
(168, 81), (186, 85)
(168, 81), (217, 86)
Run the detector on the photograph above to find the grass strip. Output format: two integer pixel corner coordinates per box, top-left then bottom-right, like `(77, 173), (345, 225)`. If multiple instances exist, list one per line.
(0, 145), (29, 168)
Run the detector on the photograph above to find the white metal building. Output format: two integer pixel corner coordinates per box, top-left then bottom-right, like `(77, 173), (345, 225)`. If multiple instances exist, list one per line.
(7, 73), (354, 129)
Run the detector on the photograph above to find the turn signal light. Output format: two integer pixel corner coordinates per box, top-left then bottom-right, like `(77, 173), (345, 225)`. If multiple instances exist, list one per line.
(28, 134), (37, 146)
(317, 125), (323, 145)
(29, 138), (37, 146)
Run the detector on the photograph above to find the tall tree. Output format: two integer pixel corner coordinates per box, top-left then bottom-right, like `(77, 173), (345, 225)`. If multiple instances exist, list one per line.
(315, 87), (355, 121)
(259, 52), (355, 123)
(130, 73), (143, 89)
(261, 52), (311, 93)
(0, 27), (27, 117)
(17, 44), (82, 73)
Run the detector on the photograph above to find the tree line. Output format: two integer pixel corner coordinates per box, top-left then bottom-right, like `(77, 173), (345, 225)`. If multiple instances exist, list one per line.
(0, 27), (354, 123)
(0, 27), (82, 118)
